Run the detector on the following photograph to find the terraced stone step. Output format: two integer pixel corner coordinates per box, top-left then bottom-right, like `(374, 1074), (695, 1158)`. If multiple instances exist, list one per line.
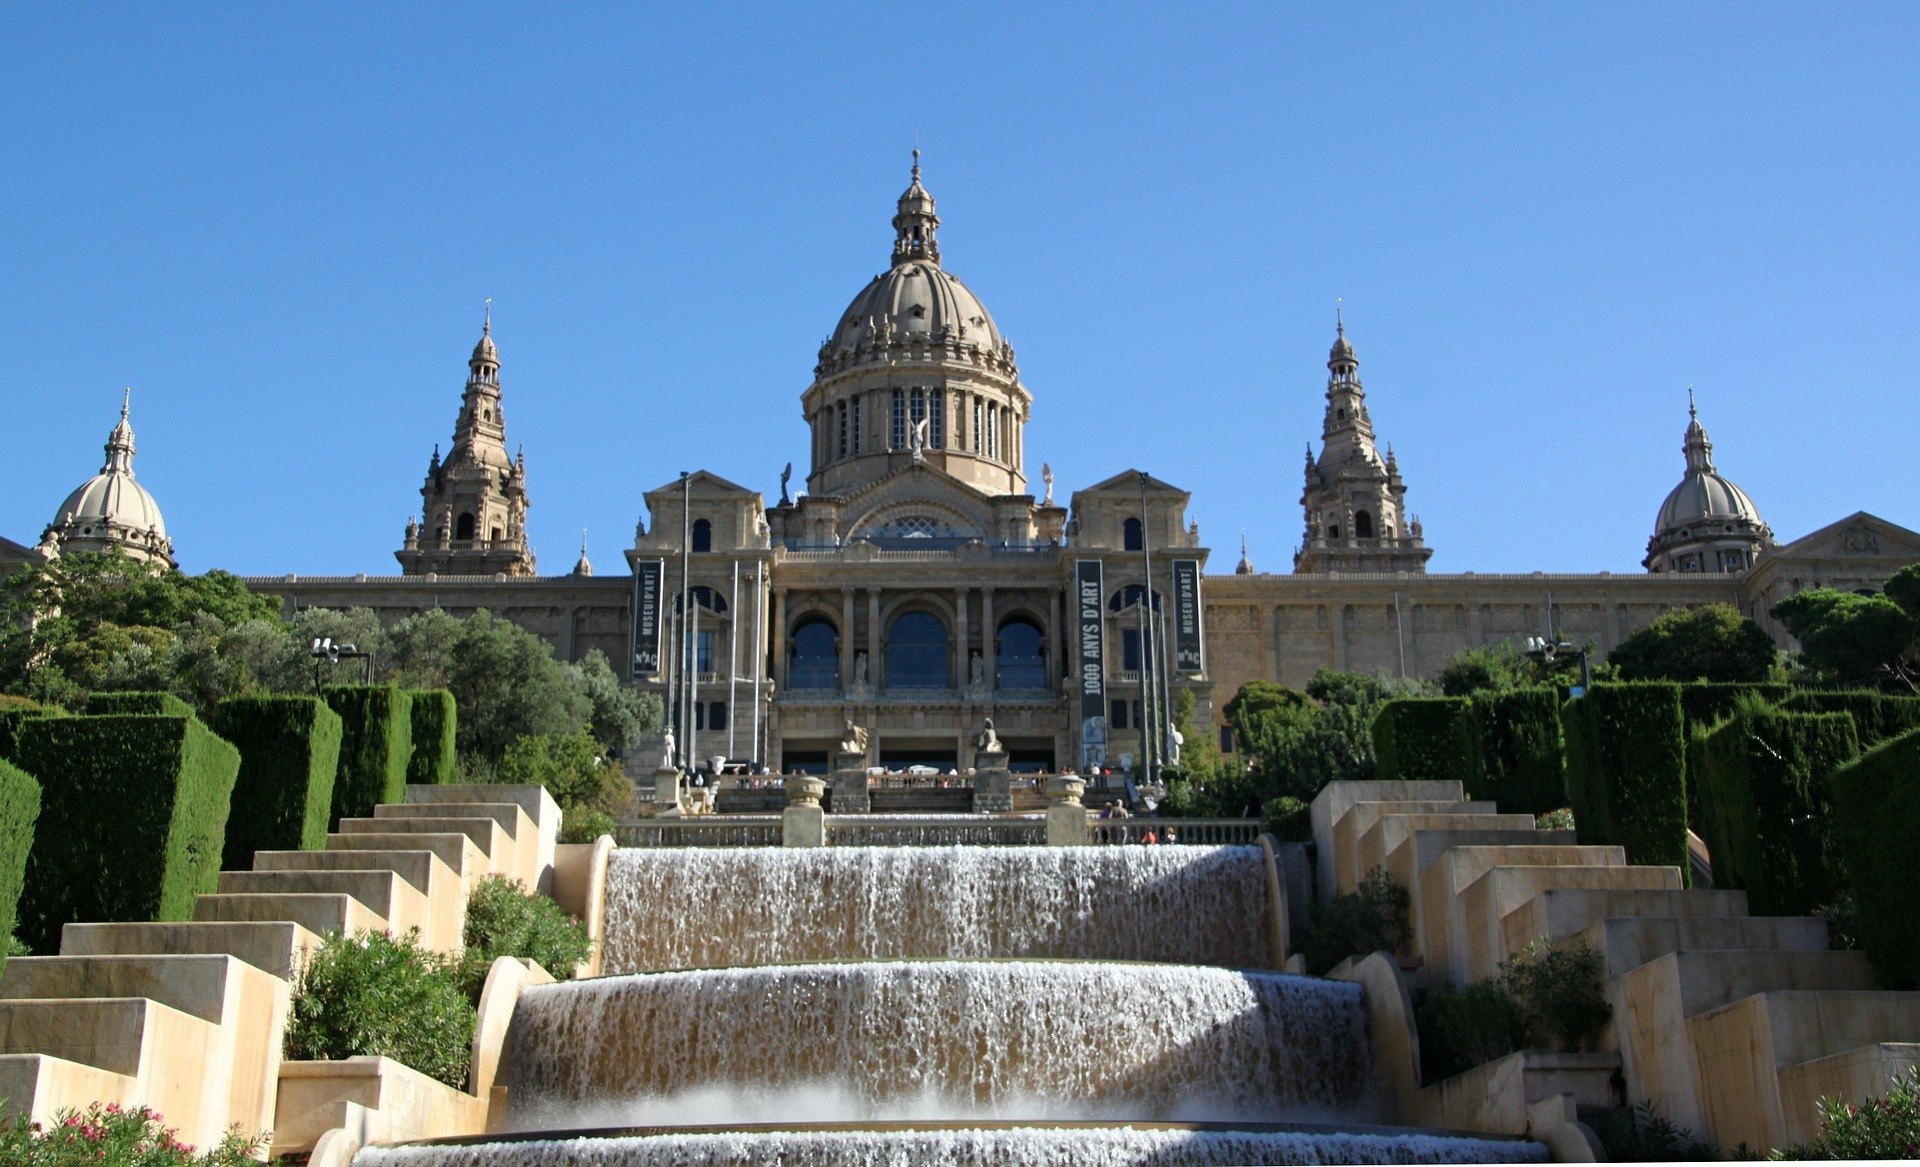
(193, 891), (387, 938)
(323, 830), (484, 887)
(336, 815), (506, 872)
(1500, 887), (1751, 963)
(0, 1052), (137, 1128)
(1574, 915), (1830, 977)
(216, 868), (427, 943)
(0, 996), (221, 1141)
(251, 848), (463, 951)
(1454, 863), (1686, 982)
(59, 920), (320, 982)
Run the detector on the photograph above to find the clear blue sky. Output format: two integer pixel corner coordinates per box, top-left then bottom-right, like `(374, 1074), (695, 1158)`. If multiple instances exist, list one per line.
(3, 3), (1914, 577)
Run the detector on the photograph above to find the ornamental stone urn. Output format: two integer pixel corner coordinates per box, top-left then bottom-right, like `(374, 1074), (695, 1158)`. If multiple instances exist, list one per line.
(782, 775), (827, 848)
(1045, 775), (1089, 846)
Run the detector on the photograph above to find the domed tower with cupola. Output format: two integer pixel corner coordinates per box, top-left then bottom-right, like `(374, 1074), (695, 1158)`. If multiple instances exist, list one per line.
(1644, 391), (1773, 573)
(43, 389), (176, 567)
(800, 153), (1032, 501)
(396, 307), (536, 576)
(1294, 313), (1431, 574)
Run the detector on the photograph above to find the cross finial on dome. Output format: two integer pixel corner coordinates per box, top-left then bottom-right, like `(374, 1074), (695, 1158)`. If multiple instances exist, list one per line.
(1687, 383), (1696, 419)
(120, 385), (131, 421)
(483, 298), (492, 337)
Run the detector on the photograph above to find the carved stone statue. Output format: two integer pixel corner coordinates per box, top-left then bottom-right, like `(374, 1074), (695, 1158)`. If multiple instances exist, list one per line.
(969, 651), (986, 686)
(909, 417), (929, 460)
(1168, 725), (1184, 765)
(779, 462), (793, 506)
(659, 725), (676, 768)
(634, 515), (647, 541)
(853, 651), (869, 687)
(973, 717), (1002, 755)
(839, 718), (869, 756)
(1041, 462), (1054, 505)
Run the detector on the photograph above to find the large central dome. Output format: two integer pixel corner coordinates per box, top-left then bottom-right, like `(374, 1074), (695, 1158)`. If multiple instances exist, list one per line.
(801, 157), (1032, 499)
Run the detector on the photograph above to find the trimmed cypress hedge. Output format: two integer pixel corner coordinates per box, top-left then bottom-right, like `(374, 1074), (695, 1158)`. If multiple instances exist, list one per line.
(1561, 683), (1690, 877)
(0, 759), (43, 951)
(1781, 691), (1920, 747)
(10, 714), (240, 952)
(321, 686), (414, 825)
(207, 695), (344, 870)
(1830, 727), (1920, 989)
(0, 704), (64, 760)
(82, 691), (197, 718)
(406, 689), (458, 786)
(1371, 698), (1476, 784)
(1466, 688), (1566, 816)
(1689, 703), (1859, 917)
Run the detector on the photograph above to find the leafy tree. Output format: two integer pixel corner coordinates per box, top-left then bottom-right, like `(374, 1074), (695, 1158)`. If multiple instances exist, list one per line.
(1607, 603), (1781, 683)
(385, 608), (589, 761)
(497, 727), (632, 837)
(1772, 586), (1919, 690)
(568, 648), (660, 755)
(1438, 642), (1534, 696)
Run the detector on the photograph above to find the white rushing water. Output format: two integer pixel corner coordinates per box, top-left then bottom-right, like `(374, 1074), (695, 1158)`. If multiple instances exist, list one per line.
(357, 1125), (1550, 1166)
(506, 961), (1368, 1129)
(600, 844), (1273, 973)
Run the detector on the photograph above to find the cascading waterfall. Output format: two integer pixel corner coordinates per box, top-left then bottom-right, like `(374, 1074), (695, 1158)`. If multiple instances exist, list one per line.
(357, 1126), (1550, 1166)
(506, 961), (1367, 1128)
(348, 838), (1554, 1164)
(601, 844), (1274, 973)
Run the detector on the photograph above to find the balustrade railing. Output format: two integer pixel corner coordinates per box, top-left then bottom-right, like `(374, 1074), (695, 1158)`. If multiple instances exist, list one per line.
(1087, 819), (1262, 846)
(825, 816), (1048, 848)
(614, 818), (782, 848)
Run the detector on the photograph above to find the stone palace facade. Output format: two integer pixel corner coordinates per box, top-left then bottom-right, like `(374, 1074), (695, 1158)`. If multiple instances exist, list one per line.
(17, 160), (1919, 773)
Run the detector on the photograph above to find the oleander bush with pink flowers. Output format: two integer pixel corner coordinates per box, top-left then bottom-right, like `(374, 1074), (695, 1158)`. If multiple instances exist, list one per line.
(0, 1101), (264, 1165)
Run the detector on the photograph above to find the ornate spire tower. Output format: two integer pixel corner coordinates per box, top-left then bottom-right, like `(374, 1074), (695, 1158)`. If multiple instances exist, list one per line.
(45, 388), (176, 567)
(1644, 389), (1772, 573)
(1294, 312), (1431, 573)
(396, 307), (536, 576)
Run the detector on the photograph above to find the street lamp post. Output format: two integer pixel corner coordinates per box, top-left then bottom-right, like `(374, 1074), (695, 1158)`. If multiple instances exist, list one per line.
(1136, 471), (1159, 786)
(680, 470), (694, 775)
(308, 637), (374, 692)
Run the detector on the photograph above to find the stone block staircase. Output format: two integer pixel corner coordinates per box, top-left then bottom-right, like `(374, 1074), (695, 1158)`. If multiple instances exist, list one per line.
(0, 783), (559, 1156)
(1313, 780), (1920, 1155)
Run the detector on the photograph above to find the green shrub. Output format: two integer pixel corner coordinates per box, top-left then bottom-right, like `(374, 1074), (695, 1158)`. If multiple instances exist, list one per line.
(1769, 1066), (1920, 1159)
(0, 759), (42, 957)
(1502, 938), (1612, 1051)
(1371, 698), (1475, 784)
(81, 690), (197, 717)
(321, 685), (414, 825)
(1536, 806), (1575, 833)
(10, 714), (239, 952)
(1596, 1099), (1719, 1161)
(406, 689), (458, 786)
(286, 928), (474, 1088)
(1690, 700), (1858, 917)
(1299, 866), (1411, 976)
(1782, 690), (1920, 747)
(1678, 683), (1792, 731)
(561, 804), (617, 844)
(207, 695), (344, 870)
(0, 1101), (265, 1163)
(1829, 727), (1920, 988)
(1260, 795), (1312, 842)
(456, 875), (592, 1001)
(1416, 978), (1527, 1082)
(1561, 683), (1690, 876)
(1466, 688), (1565, 815)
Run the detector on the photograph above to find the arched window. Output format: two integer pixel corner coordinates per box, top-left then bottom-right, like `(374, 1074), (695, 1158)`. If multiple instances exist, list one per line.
(1355, 510), (1374, 539)
(996, 616), (1046, 689)
(1108, 585), (1163, 613)
(788, 617), (839, 690)
(886, 610), (949, 690)
(1123, 517), (1143, 551)
(677, 586), (727, 614)
(1328, 523), (1341, 540)
(456, 513), (476, 541)
(692, 519), (712, 553)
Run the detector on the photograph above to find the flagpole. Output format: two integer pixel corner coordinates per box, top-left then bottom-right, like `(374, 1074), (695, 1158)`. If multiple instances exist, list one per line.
(728, 558), (740, 760)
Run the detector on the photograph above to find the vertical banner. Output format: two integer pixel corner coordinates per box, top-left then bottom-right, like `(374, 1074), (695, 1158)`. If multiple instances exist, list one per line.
(630, 559), (663, 677)
(1172, 559), (1204, 673)
(1075, 559), (1108, 770)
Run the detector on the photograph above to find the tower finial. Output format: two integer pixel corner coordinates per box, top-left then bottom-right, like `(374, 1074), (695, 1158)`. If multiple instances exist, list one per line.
(581, 528), (589, 555)
(483, 298), (492, 336)
(121, 385), (131, 420)
(1687, 383), (1696, 419)
(1336, 297), (1344, 337)
(911, 147), (920, 181)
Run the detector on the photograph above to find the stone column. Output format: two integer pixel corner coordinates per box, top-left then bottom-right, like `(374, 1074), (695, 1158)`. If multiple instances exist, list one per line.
(981, 586), (996, 694)
(954, 585), (970, 690)
(1048, 588), (1063, 693)
(782, 775), (826, 848)
(771, 589), (787, 689)
(839, 587), (855, 690)
(867, 589), (882, 690)
(830, 750), (871, 814)
(1045, 775), (1088, 846)
(971, 745), (1012, 813)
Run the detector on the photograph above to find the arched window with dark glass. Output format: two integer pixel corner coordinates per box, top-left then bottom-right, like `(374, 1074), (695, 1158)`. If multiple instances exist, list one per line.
(788, 617), (839, 690)
(1108, 585), (1163, 613)
(1123, 517), (1143, 551)
(692, 519), (712, 553)
(456, 512), (476, 541)
(679, 586), (727, 614)
(1355, 510), (1374, 539)
(886, 610), (949, 690)
(996, 616), (1046, 690)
